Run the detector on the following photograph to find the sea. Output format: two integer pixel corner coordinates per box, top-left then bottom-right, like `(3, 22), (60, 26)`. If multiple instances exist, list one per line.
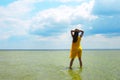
(0, 49), (120, 80)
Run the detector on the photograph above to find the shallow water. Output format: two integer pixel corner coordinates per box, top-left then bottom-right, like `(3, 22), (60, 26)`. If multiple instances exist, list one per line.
(0, 50), (120, 80)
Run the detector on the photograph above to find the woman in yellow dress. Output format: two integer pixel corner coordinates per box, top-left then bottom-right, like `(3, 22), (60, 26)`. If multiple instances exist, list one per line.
(69, 29), (84, 69)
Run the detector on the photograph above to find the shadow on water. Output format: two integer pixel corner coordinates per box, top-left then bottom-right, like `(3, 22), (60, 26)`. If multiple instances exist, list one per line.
(68, 68), (82, 80)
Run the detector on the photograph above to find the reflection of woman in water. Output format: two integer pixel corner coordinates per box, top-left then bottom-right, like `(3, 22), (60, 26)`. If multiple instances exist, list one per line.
(68, 69), (82, 80)
(69, 29), (84, 69)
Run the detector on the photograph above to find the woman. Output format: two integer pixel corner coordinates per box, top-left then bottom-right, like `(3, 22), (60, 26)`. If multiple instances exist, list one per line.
(69, 29), (84, 69)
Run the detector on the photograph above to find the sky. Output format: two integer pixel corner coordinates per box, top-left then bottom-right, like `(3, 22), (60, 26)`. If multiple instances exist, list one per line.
(0, 0), (120, 49)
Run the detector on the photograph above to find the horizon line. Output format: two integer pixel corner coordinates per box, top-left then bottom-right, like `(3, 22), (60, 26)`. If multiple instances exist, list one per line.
(0, 49), (120, 51)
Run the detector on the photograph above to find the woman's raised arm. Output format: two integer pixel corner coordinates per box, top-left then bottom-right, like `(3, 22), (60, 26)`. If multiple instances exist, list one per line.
(71, 30), (75, 37)
(79, 30), (84, 37)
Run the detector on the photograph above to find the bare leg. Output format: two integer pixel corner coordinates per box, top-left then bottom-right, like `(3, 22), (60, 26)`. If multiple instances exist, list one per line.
(69, 58), (74, 69)
(78, 57), (82, 68)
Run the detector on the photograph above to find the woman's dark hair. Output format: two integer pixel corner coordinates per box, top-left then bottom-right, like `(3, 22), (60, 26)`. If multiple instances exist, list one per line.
(73, 31), (79, 43)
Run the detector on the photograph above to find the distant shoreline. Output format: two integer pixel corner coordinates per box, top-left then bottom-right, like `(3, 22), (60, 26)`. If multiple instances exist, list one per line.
(0, 49), (120, 51)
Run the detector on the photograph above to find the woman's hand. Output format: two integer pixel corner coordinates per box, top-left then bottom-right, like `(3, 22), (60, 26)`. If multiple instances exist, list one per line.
(75, 29), (83, 32)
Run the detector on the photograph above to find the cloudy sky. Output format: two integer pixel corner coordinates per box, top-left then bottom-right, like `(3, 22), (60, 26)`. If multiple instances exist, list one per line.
(0, 0), (120, 49)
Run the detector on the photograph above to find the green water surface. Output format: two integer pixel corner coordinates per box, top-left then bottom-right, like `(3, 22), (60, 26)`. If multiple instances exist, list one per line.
(0, 50), (120, 80)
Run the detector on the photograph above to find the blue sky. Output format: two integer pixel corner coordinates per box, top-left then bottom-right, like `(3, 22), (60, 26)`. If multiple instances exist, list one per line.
(0, 0), (120, 49)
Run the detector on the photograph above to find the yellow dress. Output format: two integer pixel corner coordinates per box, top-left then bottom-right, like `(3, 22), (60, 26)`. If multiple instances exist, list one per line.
(70, 36), (82, 58)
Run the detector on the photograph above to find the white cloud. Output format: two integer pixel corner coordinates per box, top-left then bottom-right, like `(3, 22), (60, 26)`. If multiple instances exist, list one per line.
(0, 0), (42, 40)
(0, 2), (29, 18)
(0, 0), (96, 40)
(82, 34), (120, 49)
(0, 0), (43, 18)
(30, 0), (96, 36)
(0, 17), (30, 40)
(73, 0), (96, 20)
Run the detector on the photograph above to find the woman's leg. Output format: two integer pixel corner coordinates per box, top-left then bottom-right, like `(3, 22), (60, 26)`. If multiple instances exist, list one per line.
(78, 49), (82, 68)
(69, 58), (74, 69)
(78, 57), (82, 68)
